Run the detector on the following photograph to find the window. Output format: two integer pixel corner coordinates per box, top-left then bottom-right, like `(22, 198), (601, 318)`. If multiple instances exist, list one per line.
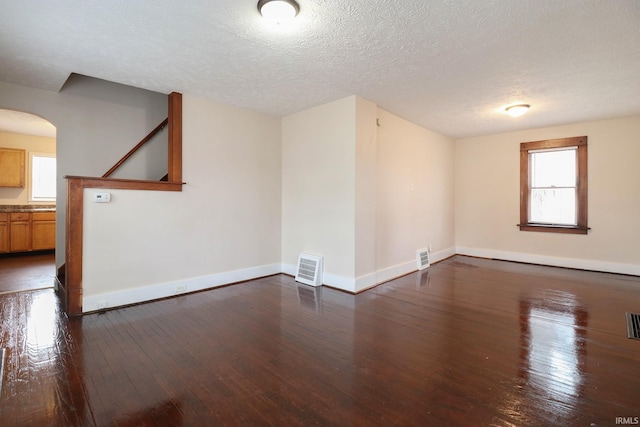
(519, 136), (587, 234)
(30, 153), (56, 201)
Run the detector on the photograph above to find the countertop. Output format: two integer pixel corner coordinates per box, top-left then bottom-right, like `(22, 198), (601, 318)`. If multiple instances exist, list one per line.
(0, 204), (56, 213)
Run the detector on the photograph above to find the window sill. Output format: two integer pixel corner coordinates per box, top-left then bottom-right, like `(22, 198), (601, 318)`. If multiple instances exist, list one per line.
(518, 224), (589, 234)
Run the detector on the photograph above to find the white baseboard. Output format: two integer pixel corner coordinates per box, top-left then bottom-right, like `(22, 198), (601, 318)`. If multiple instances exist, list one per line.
(456, 246), (640, 276)
(354, 246), (457, 292)
(84, 247), (470, 312)
(282, 262), (357, 291)
(83, 263), (282, 313)
(284, 247), (456, 293)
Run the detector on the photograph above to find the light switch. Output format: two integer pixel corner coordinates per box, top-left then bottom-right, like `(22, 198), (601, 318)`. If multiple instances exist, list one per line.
(93, 192), (111, 203)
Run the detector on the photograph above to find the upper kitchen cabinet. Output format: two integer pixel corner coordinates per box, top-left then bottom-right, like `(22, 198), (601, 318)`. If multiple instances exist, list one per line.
(0, 147), (26, 187)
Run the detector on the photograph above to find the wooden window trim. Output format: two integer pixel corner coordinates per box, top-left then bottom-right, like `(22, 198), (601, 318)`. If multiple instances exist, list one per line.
(519, 136), (588, 234)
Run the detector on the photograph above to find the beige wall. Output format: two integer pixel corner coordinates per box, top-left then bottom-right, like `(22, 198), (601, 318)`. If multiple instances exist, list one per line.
(282, 96), (357, 287)
(282, 96), (456, 291)
(354, 97), (378, 280)
(375, 108), (456, 277)
(455, 115), (640, 275)
(81, 95), (282, 310)
(0, 131), (56, 205)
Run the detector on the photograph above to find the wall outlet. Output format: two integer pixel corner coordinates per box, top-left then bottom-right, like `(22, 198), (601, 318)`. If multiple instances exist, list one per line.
(175, 284), (187, 293)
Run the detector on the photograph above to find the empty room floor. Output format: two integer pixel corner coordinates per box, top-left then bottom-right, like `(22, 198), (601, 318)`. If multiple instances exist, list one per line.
(1, 255), (639, 426)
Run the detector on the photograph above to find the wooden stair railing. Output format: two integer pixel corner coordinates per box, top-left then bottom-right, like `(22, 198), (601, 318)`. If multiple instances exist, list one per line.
(102, 118), (169, 178)
(59, 92), (183, 316)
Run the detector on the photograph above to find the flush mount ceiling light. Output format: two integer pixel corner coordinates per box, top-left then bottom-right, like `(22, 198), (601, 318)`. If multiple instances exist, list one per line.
(258, 0), (300, 23)
(505, 104), (530, 117)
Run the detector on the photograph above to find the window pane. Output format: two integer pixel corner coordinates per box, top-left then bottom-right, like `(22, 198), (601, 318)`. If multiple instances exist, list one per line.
(531, 149), (576, 188)
(32, 155), (56, 200)
(530, 188), (576, 225)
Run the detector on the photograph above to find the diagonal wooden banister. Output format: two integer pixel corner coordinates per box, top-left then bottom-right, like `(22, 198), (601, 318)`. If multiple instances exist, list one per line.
(102, 118), (169, 178)
(60, 92), (183, 316)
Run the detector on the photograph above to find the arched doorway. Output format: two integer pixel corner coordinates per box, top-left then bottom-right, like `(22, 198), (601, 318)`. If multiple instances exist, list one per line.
(0, 109), (57, 293)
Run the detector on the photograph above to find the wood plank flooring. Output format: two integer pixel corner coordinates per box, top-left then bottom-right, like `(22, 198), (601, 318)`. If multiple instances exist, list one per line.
(0, 252), (55, 294)
(1, 255), (639, 426)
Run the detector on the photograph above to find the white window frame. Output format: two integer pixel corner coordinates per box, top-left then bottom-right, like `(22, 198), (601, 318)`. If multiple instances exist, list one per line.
(29, 152), (56, 202)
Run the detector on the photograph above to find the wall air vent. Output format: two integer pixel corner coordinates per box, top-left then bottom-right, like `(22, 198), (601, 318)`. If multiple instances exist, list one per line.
(416, 248), (430, 270)
(295, 253), (323, 287)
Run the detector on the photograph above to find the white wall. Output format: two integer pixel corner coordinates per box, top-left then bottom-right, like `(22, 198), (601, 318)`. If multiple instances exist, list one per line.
(82, 95), (282, 311)
(375, 108), (456, 282)
(0, 131), (56, 205)
(455, 115), (640, 275)
(282, 96), (357, 289)
(0, 77), (167, 267)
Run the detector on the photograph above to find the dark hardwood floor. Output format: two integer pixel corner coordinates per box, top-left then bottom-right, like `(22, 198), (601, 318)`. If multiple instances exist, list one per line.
(0, 252), (55, 294)
(1, 255), (639, 426)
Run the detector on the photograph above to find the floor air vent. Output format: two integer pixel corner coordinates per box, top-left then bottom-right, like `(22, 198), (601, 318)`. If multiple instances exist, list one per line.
(295, 253), (323, 287)
(416, 248), (430, 270)
(626, 313), (640, 340)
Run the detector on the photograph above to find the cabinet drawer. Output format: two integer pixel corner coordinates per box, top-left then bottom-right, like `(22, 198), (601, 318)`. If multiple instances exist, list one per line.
(32, 211), (55, 221)
(10, 212), (30, 221)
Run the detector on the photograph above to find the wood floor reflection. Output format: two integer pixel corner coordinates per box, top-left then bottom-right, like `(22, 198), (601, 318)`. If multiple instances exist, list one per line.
(1, 255), (639, 426)
(0, 252), (55, 294)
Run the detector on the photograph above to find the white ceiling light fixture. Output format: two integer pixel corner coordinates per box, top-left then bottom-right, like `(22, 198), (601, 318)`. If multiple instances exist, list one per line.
(258, 0), (300, 24)
(505, 104), (531, 117)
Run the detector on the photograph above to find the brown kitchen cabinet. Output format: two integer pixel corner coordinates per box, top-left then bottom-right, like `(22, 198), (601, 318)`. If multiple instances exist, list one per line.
(31, 212), (56, 250)
(10, 212), (31, 252)
(0, 210), (56, 253)
(0, 213), (9, 253)
(0, 148), (26, 187)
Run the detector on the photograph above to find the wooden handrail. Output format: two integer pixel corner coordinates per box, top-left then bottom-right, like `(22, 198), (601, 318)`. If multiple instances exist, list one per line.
(102, 118), (169, 178)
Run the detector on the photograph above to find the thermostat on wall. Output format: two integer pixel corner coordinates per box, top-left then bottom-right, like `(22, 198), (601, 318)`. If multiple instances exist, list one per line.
(93, 192), (111, 203)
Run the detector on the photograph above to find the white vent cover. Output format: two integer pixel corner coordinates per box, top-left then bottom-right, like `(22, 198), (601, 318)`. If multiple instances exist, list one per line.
(295, 253), (323, 287)
(416, 248), (430, 270)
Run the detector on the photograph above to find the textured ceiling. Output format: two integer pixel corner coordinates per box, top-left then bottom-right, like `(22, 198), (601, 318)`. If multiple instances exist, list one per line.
(0, 0), (639, 139)
(0, 109), (56, 138)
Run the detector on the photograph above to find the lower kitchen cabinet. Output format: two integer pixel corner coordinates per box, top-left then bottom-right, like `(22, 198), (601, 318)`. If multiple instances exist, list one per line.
(10, 212), (31, 252)
(32, 212), (56, 251)
(0, 211), (56, 254)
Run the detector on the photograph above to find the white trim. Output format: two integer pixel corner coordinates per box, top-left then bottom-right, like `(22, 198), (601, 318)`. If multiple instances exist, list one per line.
(323, 272), (356, 292)
(289, 247), (457, 293)
(83, 263), (281, 313)
(282, 262), (296, 277)
(29, 151), (56, 202)
(83, 247), (476, 312)
(355, 260), (414, 292)
(354, 246), (457, 292)
(456, 246), (640, 276)
(283, 262), (356, 291)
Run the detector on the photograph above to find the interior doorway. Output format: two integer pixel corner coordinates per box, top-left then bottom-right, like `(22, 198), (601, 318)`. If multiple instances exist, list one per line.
(0, 109), (57, 294)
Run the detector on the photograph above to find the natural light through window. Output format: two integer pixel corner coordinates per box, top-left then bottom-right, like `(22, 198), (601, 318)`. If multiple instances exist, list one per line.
(519, 136), (588, 234)
(31, 153), (56, 201)
(529, 147), (577, 225)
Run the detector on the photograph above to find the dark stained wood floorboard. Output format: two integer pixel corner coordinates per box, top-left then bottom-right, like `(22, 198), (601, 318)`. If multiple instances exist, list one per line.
(0, 252), (55, 294)
(1, 255), (639, 426)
